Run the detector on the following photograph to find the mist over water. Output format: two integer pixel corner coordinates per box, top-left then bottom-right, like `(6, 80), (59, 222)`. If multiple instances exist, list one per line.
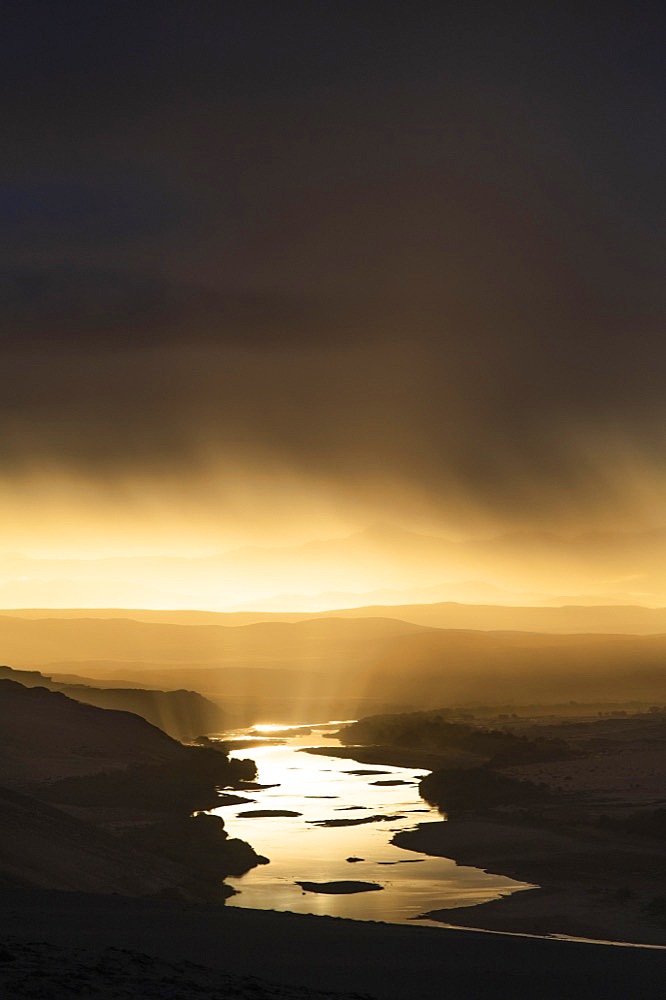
(216, 722), (530, 924)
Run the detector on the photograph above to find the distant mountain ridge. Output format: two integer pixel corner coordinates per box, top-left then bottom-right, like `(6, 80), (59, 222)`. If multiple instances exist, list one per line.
(1, 607), (666, 718)
(7, 601), (666, 634)
(0, 614), (432, 674)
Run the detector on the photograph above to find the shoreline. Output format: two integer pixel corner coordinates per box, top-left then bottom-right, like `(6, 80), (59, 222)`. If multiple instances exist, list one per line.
(300, 743), (478, 771)
(302, 738), (666, 947)
(393, 819), (666, 946)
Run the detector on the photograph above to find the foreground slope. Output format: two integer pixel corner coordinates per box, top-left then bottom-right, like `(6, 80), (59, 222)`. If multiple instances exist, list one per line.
(0, 681), (262, 899)
(1, 889), (664, 1000)
(0, 785), (205, 896)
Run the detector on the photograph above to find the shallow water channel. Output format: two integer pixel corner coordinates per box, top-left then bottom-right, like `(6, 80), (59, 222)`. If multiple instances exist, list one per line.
(210, 722), (530, 925)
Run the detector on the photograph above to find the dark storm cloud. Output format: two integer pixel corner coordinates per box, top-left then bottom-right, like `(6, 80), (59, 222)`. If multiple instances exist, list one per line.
(0, 266), (341, 352)
(2, 2), (665, 522)
(1, 174), (181, 244)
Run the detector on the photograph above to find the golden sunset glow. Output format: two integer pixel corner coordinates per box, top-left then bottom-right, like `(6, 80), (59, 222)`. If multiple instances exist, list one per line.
(2, 450), (666, 611)
(3, 4), (666, 977)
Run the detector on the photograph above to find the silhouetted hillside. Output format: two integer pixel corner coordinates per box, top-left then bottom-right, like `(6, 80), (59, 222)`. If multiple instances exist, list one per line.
(0, 679), (183, 788)
(419, 768), (546, 814)
(45, 746), (255, 812)
(0, 785), (218, 897)
(339, 712), (574, 767)
(0, 665), (224, 741)
(0, 679), (253, 796)
(0, 682), (263, 899)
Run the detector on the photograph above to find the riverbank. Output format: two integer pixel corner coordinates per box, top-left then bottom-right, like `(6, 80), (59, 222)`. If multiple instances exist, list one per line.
(314, 711), (666, 945)
(300, 743), (479, 770)
(1, 888), (664, 999)
(393, 819), (666, 945)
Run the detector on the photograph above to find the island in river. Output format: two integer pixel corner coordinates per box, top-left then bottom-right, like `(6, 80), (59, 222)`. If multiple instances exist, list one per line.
(296, 880), (383, 894)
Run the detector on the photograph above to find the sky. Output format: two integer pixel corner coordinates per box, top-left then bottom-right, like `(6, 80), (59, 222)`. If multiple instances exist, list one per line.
(2, 2), (665, 605)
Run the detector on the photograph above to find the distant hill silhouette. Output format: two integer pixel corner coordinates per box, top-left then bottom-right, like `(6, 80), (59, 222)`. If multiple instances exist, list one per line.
(2, 609), (666, 719)
(0, 613), (430, 668)
(0, 664), (223, 741)
(8, 600), (666, 633)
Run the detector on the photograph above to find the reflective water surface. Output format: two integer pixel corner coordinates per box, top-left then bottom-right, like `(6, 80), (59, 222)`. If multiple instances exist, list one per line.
(210, 722), (531, 925)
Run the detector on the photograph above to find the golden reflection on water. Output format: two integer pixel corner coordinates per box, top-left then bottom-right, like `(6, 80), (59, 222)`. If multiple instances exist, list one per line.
(212, 723), (532, 925)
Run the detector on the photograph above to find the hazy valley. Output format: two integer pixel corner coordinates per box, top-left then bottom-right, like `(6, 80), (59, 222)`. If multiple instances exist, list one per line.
(1, 597), (665, 998)
(2, 604), (666, 727)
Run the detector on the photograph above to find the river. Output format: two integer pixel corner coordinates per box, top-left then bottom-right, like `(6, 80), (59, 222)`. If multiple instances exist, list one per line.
(209, 721), (531, 925)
